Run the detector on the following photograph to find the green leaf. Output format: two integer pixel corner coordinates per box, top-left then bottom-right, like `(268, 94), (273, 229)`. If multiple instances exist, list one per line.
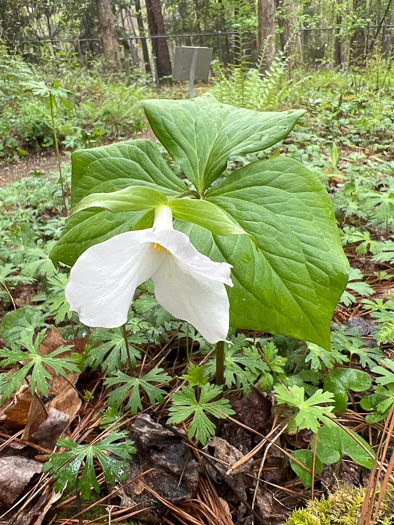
(87, 327), (142, 373)
(44, 274), (72, 324)
(0, 306), (47, 346)
(181, 364), (209, 387)
(169, 198), (248, 237)
(0, 331), (79, 400)
(340, 268), (374, 306)
(167, 383), (235, 445)
(72, 186), (168, 215)
(50, 209), (145, 267)
(305, 342), (348, 371)
(181, 157), (348, 350)
(105, 368), (171, 415)
(205, 338), (267, 395)
(290, 450), (323, 488)
(361, 392), (392, 424)
(372, 359), (394, 387)
(275, 384), (335, 433)
(312, 425), (375, 469)
(43, 432), (135, 499)
(323, 368), (372, 412)
(51, 140), (186, 266)
(144, 96), (305, 194)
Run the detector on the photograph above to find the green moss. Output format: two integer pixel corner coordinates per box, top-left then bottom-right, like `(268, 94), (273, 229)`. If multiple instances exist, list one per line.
(286, 485), (394, 525)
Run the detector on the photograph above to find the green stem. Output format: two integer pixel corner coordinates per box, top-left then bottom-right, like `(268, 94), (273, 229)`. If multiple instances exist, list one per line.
(122, 324), (134, 375)
(49, 93), (67, 214)
(216, 340), (225, 385)
(171, 189), (201, 200)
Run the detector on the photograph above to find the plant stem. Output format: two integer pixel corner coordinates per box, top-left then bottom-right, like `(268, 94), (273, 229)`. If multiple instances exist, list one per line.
(122, 324), (134, 374)
(216, 340), (225, 385)
(49, 93), (67, 214)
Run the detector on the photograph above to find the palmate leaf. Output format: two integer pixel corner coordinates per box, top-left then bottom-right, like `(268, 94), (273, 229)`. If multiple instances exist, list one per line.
(87, 327), (142, 373)
(305, 342), (348, 371)
(372, 359), (394, 387)
(0, 305), (48, 345)
(167, 383), (235, 445)
(205, 340), (267, 395)
(0, 330), (79, 400)
(275, 384), (335, 434)
(44, 273), (72, 324)
(43, 431), (135, 499)
(105, 368), (171, 415)
(340, 268), (374, 306)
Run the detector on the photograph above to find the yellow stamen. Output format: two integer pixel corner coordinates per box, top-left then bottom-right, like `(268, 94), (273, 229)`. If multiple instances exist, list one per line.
(153, 243), (162, 253)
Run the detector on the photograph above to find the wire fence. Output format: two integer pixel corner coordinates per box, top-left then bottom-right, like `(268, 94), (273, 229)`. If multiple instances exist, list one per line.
(4, 24), (394, 76)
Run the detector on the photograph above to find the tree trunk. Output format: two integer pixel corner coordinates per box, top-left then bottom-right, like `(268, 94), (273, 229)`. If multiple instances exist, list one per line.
(257, 0), (276, 70)
(145, 0), (172, 78)
(96, 0), (122, 71)
(349, 0), (367, 64)
(135, 0), (151, 74)
(334, 13), (343, 66)
(275, 0), (302, 66)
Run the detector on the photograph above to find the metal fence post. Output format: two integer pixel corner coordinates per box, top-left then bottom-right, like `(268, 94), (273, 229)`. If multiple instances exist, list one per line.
(153, 55), (160, 92)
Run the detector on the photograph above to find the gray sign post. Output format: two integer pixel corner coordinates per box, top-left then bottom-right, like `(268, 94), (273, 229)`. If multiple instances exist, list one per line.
(172, 46), (213, 98)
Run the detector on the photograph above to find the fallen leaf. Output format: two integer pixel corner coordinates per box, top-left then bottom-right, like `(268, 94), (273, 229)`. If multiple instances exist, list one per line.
(32, 407), (69, 450)
(0, 456), (42, 506)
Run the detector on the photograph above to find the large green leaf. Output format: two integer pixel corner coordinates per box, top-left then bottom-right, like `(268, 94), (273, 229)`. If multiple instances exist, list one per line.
(51, 140), (186, 266)
(70, 139), (186, 206)
(144, 96), (305, 194)
(180, 157), (348, 350)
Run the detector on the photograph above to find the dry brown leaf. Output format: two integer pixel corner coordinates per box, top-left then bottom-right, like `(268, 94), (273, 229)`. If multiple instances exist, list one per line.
(0, 456), (42, 506)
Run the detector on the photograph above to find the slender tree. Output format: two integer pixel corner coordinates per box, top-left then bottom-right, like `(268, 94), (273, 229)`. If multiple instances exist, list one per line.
(258, 0), (276, 69)
(135, 0), (152, 74)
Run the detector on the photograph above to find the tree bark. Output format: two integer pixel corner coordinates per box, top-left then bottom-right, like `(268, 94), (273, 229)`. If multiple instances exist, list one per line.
(349, 0), (367, 64)
(257, 0), (276, 70)
(96, 0), (122, 71)
(275, 0), (302, 66)
(145, 0), (172, 78)
(135, 0), (152, 74)
(334, 13), (343, 66)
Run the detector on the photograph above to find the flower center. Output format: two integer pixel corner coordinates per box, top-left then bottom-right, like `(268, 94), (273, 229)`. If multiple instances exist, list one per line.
(153, 243), (169, 253)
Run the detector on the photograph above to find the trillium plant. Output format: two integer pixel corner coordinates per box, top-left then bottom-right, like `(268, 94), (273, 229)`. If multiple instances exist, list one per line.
(52, 95), (349, 383)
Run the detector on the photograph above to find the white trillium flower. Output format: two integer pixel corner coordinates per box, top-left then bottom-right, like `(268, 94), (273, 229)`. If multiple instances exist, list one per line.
(66, 205), (233, 343)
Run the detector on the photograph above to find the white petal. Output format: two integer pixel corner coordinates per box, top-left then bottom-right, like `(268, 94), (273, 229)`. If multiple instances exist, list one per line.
(152, 254), (231, 343)
(66, 231), (163, 328)
(144, 229), (233, 287)
(153, 205), (173, 231)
